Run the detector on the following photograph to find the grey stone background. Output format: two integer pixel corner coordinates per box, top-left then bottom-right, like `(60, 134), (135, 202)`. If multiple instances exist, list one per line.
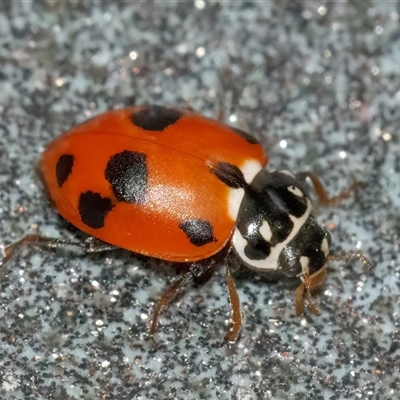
(0, 1), (399, 399)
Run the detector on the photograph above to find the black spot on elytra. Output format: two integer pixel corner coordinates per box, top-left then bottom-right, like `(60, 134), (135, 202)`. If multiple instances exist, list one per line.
(230, 127), (260, 145)
(56, 154), (74, 187)
(78, 191), (114, 229)
(210, 162), (248, 189)
(131, 105), (182, 131)
(105, 150), (147, 203)
(179, 219), (216, 247)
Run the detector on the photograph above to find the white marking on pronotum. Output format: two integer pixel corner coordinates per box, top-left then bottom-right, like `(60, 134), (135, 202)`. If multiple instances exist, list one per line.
(227, 158), (262, 221)
(227, 187), (245, 221)
(287, 185), (304, 197)
(233, 199), (313, 271)
(279, 170), (295, 178)
(239, 159), (262, 184)
(259, 220), (272, 242)
(321, 237), (330, 256)
(299, 256), (310, 276)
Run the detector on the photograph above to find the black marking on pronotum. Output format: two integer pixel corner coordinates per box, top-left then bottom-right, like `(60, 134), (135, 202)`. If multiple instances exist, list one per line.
(235, 170), (309, 262)
(230, 127), (260, 145)
(179, 219), (216, 246)
(131, 105), (182, 131)
(244, 233), (271, 261)
(56, 154), (74, 187)
(105, 150), (148, 204)
(209, 162), (248, 189)
(78, 191), (114, 229)
(268, 185), (308, 219)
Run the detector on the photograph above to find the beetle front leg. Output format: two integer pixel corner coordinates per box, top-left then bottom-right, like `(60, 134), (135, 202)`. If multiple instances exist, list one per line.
(296, 171), (363, 206)
(295, 266), (328, 317)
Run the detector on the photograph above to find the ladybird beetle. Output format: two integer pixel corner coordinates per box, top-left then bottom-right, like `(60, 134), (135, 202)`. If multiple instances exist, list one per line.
(4, 105), (340, 344)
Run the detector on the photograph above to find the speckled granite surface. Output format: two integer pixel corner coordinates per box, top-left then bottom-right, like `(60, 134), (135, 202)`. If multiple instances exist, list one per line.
(0, 1), (399, 399)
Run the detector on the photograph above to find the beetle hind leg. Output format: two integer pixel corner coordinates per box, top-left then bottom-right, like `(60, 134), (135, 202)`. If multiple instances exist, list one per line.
(1, 234), (55, 270)
(1, 234), (116, 271)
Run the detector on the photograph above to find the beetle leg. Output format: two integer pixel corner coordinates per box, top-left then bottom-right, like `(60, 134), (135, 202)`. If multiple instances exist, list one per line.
(147, 256), (222, 339)
(295, 266), (327, 317)
(328, 252), (372, 270)
(222, 266), (242, 345)
(0, 234), (117, 284)
(147, 273), (193, 338)
(296, 171), (363, 206)
(78, 237), (117, 253)
(1, 234), (60, 269)
(295, 281), (306, 317)
(1, 234), (116, 270)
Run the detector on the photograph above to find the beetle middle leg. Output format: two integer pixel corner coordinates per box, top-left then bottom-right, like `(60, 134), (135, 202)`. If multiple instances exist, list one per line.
(222, 266), (242, 345)
(147, 249), (226, 337)
(146, 273), (193, 338)
(147, 248), (237, 341)
(147, 260), (220, 339)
